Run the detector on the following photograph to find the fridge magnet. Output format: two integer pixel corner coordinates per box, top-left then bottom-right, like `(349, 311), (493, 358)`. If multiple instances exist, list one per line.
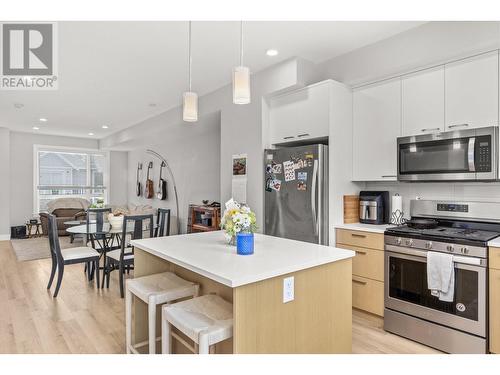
(293, 159), (304, 170)
(305, 153), (314, 159)
(266, 164), (273, 174)
(297, 181), (307, 191)
(271, 163), (282, 174)
(270, 178), (282, 192)
(283, 160), (296, 182)
(266, 154), (273, 160)
(265, 177), (273, 192)
(297, 171), (307, 181)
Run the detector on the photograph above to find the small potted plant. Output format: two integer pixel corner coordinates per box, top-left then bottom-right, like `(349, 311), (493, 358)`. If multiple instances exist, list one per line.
(221, 199), (257, 255)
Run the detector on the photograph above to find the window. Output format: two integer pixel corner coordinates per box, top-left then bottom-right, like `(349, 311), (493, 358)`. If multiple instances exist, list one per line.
(35, 146), (108, 213)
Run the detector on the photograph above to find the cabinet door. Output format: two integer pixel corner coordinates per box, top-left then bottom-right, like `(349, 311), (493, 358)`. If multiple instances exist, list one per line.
(445, 51), (499, 131)
(402, 66), (445, 136)
(353, 79), (401, 181)
(490, 268), (500, 354)
(269, 82), (330, 144)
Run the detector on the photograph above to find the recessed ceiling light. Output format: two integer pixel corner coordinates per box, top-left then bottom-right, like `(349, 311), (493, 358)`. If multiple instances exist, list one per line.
(102, 125), (109, 129)
(266, 49), (278, 57)
(149, 103), (157, 107)
(39, 118), (48, 122)
(32, 126), (40, 130)
(14, 103), (24, 109)
(88, 132), (94, 136)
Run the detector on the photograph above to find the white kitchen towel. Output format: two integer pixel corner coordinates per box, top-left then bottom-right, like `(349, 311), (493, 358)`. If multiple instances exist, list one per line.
(427, 251), (455, 302)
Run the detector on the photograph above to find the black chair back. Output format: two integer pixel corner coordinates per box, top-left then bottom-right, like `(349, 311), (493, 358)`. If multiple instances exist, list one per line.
(86, 207), (112, 243)
(155, 208), (171, 237)
(47, 214), (63, 263)
(121, 214), (154, 255)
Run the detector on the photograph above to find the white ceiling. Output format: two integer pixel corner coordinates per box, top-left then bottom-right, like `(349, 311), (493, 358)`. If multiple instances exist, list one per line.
(0, 21), (425, 139)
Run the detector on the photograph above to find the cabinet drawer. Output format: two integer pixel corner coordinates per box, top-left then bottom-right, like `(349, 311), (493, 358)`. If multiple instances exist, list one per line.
(336, 229), (384, 251)
(338, 244), (384, 282)
(490, 269), (500, 353)
(490, 247), (500, 270)
(352, 275), (384, 317)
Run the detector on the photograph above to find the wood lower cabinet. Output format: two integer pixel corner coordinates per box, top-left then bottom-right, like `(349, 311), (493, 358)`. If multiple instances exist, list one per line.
(336, 228), (384, 316)
(489, 247), (500, 354)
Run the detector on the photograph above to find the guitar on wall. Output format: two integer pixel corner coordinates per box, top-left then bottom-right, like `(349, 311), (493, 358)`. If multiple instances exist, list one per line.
(136, 163), (143, 197)
(144, 162), (154, 199)
(157, 161), (167, 200)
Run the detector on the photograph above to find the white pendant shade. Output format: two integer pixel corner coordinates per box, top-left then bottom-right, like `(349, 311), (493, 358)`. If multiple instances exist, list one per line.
(183, 21), (198, 123)
(183, 91), (198, 122)
(233, 66), (251, 105)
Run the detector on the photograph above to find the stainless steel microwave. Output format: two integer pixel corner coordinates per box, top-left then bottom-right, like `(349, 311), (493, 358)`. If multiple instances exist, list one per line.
(397, 126), (498, 181)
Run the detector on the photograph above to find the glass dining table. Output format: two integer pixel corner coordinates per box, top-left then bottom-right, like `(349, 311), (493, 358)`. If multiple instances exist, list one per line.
(66, 222), (157, 281)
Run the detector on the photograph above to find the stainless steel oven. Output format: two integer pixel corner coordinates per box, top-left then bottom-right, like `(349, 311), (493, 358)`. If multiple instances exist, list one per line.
(384, 237), (488, 353)
(397, 126), (498, 181)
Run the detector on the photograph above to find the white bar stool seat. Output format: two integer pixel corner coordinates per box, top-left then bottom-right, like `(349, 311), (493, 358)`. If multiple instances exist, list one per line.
(125, 272), (199, 354)
(162, 294), (233, 354)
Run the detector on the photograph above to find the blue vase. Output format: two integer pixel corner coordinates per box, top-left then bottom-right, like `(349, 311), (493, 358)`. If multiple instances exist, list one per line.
(236, 232), (254, 255)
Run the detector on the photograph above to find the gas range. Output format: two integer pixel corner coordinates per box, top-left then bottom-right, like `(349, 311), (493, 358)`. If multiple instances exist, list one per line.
(383, 199), (500, 354)
(385, 225), (500, 254)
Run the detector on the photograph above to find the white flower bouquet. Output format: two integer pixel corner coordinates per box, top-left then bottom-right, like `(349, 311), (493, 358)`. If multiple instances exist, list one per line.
(220, 199), (257, 244)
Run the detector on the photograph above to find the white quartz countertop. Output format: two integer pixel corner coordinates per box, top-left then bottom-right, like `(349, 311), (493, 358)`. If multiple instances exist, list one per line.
(131, 231), (355, 288)
(334, 223), (395, 234)
(488, 238), (500, 247)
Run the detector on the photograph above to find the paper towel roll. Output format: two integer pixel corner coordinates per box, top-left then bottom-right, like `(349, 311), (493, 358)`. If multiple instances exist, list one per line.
(391, 194), (404, 224)
(392, 194), (402, 213)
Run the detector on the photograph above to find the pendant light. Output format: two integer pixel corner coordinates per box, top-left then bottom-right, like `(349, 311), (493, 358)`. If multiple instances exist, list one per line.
(183, 21), (198, 122)
(233, 21), (251, 105)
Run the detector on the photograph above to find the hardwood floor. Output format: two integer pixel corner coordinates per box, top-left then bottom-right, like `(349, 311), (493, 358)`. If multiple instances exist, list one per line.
(0, 240), (439, 354)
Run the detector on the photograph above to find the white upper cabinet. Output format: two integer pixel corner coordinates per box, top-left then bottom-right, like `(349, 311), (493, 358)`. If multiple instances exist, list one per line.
(353, 79), (401, 181)
(445, 51), (499, 131)
(402, 66), (445, 136)
(269, 81), (331, 144)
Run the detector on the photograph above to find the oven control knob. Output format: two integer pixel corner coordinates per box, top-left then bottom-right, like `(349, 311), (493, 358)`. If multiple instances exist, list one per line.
(461, 247), (469, 255)
(405, 239), (413, 247)
(396, 237), (402, 245)
(425, 241), (433, 249)
(446, 245), (454, 252)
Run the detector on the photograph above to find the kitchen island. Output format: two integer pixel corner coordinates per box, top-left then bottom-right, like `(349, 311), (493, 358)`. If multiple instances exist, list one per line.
(130, 231), (355, 354)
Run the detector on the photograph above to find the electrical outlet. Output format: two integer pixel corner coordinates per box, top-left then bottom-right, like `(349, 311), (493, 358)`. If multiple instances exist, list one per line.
(283, 276), (294, 303)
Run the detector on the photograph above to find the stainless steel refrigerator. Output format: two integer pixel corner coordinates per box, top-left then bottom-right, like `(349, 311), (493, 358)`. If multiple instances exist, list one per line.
(264, 144), (328, 245)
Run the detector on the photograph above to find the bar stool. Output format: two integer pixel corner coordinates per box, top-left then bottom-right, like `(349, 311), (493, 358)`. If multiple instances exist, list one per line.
(125, 272), (199, 354)
(161, 294), (233, 354)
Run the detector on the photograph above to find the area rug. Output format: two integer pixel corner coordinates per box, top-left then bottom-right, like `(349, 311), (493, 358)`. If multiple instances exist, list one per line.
(11, 236), (82, 262)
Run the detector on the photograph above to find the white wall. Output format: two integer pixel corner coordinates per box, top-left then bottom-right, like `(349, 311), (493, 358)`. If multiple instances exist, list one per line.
(126, 112), (221, 234)
(318, 21), (500, 87)
(0, 128), (10, 239)
(317, 21), (500, 217)
(9, 131), (99, 226)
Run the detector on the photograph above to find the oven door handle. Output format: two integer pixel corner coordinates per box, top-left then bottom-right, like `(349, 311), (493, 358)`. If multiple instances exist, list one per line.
(468, 137), (476, 172)
(385, 244), (486, 266)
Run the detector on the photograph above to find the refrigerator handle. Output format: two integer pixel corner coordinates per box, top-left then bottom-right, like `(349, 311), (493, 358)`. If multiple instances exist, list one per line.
(311, 159), (319, 236)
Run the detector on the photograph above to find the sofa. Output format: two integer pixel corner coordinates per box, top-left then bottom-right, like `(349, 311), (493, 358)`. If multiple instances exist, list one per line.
(39, 198), (90, 236)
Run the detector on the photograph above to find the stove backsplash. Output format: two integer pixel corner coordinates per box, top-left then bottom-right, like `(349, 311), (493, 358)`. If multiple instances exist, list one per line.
(364, 181), (500, 220)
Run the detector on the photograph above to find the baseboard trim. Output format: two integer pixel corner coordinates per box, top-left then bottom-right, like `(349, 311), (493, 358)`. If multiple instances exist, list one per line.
(0, 234), (11, 241)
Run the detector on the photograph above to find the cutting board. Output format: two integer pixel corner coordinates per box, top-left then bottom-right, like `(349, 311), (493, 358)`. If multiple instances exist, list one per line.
(343, 195), (359, 224)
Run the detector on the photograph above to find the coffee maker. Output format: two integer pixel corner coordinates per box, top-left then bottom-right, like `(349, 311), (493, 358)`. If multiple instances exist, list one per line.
(359, 191), (390, 224)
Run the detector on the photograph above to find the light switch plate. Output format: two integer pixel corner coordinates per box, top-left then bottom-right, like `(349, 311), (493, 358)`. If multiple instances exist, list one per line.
(283, 276), (294, 303)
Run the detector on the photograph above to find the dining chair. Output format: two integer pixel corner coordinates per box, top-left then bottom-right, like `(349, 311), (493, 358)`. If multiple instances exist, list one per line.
(86, 207), (112, 248)
(47, 214), (100, 297)
(103, 214), (154, 298)
(85, 207), (112, 278)
(155, 208), (171, 237)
